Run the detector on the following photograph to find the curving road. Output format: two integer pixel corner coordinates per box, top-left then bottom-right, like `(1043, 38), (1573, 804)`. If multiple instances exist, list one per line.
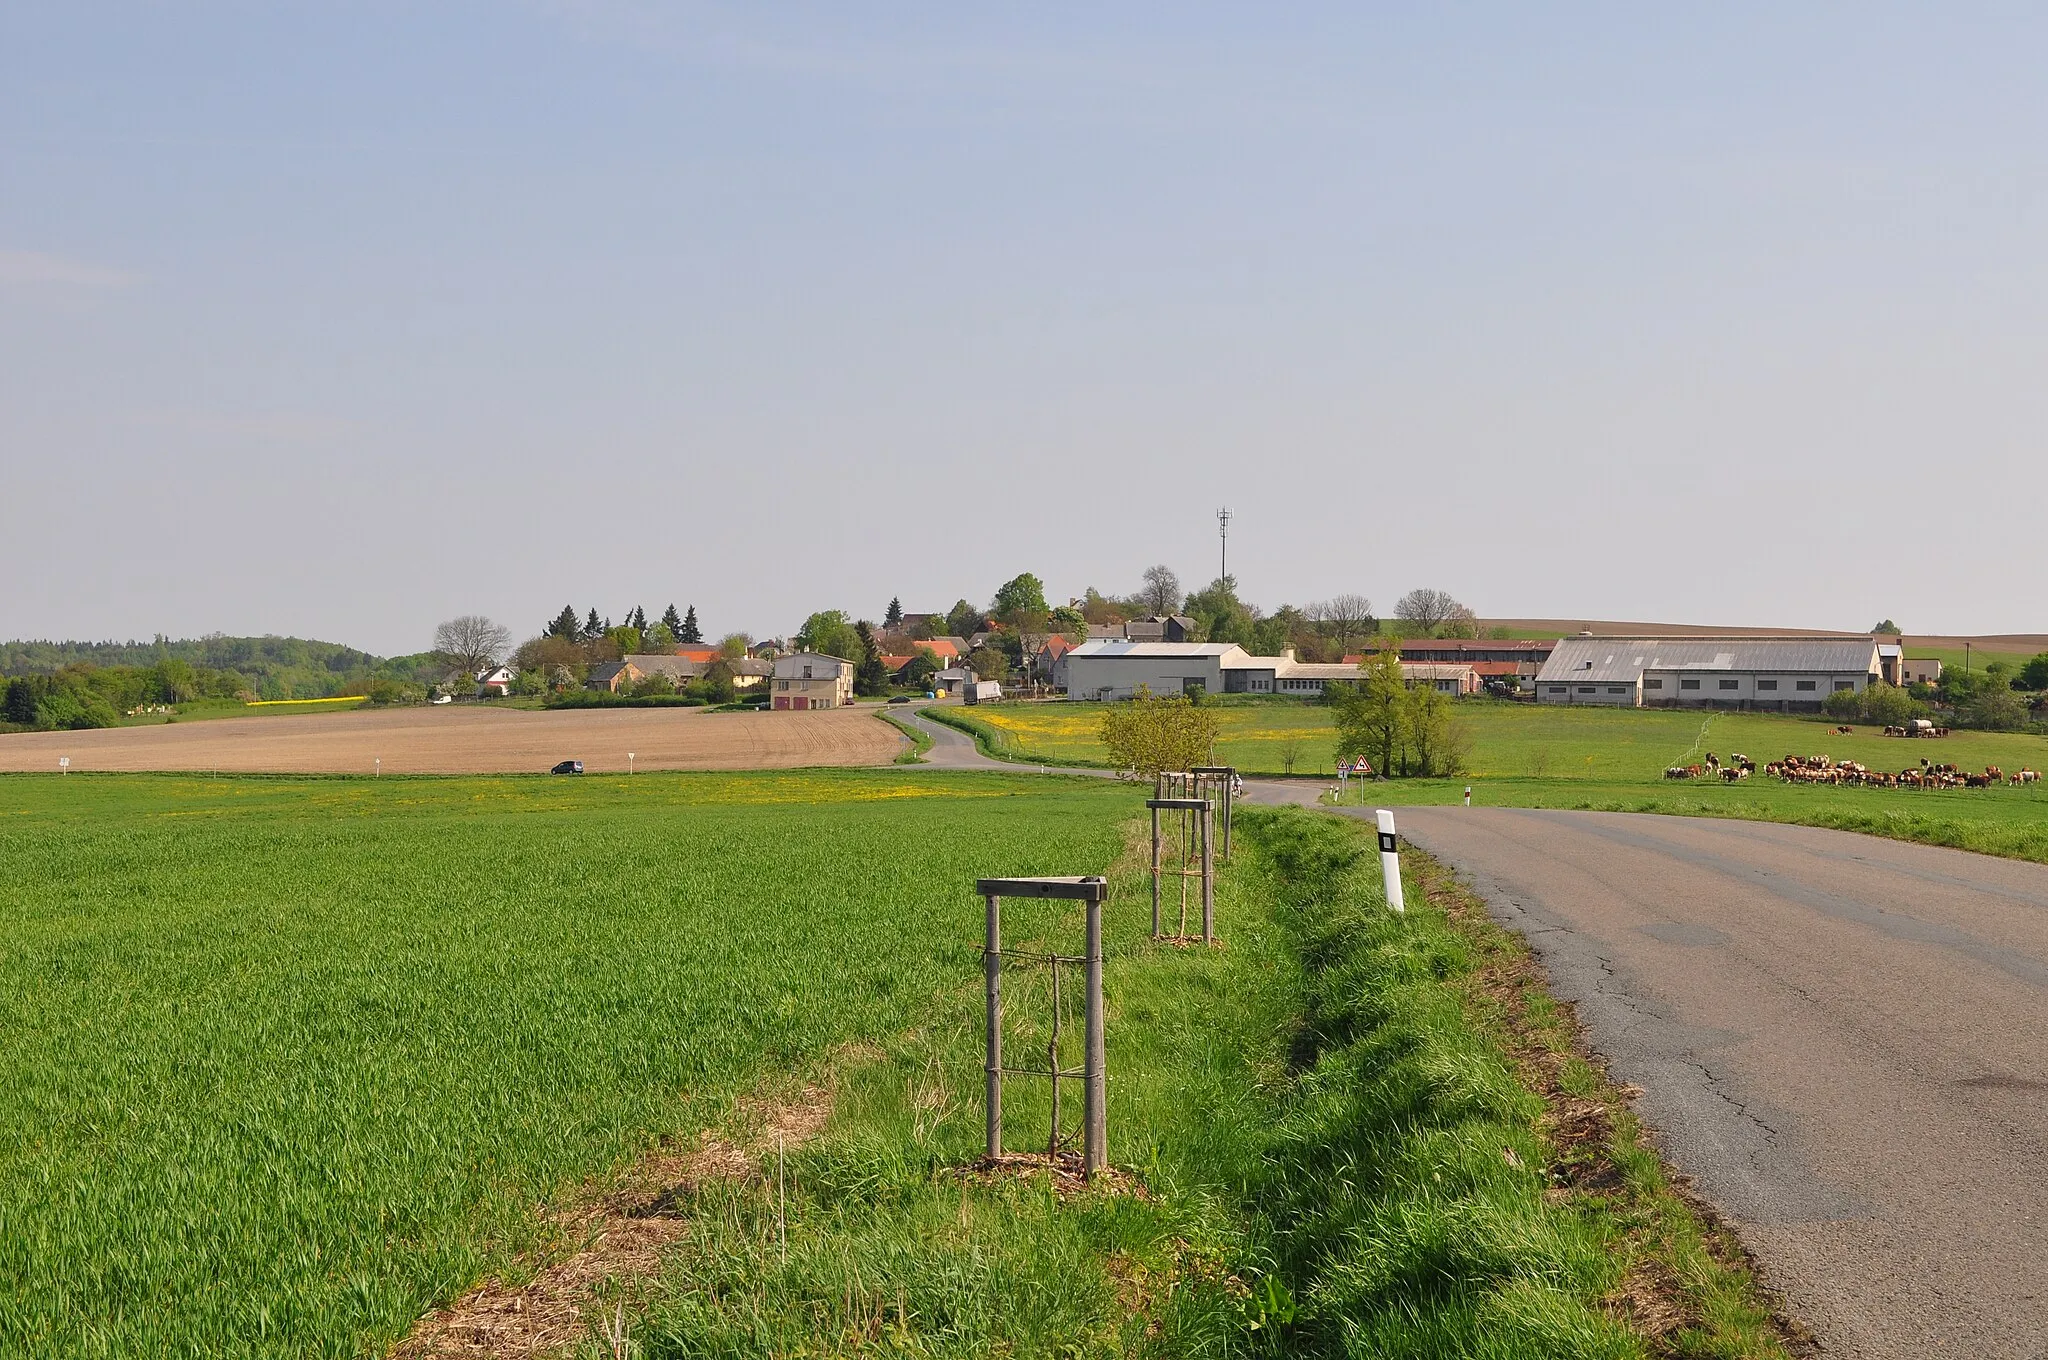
(1329, 804), (2048, 1360)
(901, 743), (2048, 1352)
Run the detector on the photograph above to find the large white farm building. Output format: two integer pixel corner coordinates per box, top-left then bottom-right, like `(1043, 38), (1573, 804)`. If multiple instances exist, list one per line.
(1532, 636), (1883, 712)
(1058, 641), (1478, 701)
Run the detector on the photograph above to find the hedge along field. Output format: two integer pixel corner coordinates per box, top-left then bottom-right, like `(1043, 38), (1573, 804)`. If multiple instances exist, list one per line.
(951, 698), (2048, 782)
(0, 770), (1128, 1359)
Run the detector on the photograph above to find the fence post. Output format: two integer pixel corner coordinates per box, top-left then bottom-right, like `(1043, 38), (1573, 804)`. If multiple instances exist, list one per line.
(1149, 801), (1161, 937)
(1083, 893), (1106, 1178)
(1200, 799), (1215, 943)
(984, 891), (1003, 1158)
(1375, 809), (1406, 916)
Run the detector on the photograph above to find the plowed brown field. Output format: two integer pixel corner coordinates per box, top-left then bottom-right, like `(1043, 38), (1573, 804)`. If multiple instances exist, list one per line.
(0, 705), (905, 775)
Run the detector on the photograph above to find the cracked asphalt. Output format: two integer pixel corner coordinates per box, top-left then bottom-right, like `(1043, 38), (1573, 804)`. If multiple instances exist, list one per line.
(1336, 804), (2048, 1359)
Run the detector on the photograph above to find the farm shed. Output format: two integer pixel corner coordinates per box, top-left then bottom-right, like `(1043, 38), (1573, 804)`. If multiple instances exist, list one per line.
(1062, 641), (1259, 700)
(1533, 637), (1881, 712)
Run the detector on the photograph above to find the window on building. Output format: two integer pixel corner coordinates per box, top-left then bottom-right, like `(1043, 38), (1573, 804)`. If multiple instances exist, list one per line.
(1757, 679), (1778, 691)
(1796, 680), (1817, 692)
(1607, 686), (1626, 694)
(1549, 685), (1566, 694)
(1680, 678), (1701, 690)
(1719, 678), (1739, 691)
(1834, 680), (1854, 692)
(1644, 678), (1663, 689)
(1577, 685), (1595, 694)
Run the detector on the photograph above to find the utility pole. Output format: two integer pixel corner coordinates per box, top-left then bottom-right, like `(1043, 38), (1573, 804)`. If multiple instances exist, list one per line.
(1217, 506), (1232, 583)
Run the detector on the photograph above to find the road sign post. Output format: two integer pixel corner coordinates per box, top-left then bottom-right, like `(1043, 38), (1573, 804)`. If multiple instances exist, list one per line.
(1375, 808), (1406, 916)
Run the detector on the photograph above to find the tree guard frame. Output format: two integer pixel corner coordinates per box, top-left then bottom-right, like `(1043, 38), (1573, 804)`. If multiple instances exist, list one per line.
(977, 876), (1110, 1178)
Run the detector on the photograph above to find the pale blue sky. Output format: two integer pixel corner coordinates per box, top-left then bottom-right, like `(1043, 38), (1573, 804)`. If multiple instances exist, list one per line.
(4, 4), (2043, 653)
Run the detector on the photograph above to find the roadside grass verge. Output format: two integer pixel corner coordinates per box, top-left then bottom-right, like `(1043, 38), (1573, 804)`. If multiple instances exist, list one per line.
(1329, 777), (2048, 866)
(601, 804), (1790, 1357)
(876, 709), (932, 763)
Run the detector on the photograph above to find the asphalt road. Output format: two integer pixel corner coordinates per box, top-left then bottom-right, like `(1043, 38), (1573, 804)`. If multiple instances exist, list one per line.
(1341, 804), (2048, 1360)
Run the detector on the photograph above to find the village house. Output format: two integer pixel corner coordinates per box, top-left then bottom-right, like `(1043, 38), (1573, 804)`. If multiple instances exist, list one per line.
(475, 666), (515, 698)
(770, 652), (854, 710)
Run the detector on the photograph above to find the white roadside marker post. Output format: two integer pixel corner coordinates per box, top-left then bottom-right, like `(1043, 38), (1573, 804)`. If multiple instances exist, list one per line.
(1375, 808), (1405, 917)
(628, 752), (635, 776)
(1464, 785), (1471, 807)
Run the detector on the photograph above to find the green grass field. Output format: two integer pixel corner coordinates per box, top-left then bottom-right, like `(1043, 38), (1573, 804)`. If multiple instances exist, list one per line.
(0, 770), (1789, 1358)
(949, 697), (2048, 782)
(0, 770), (1125, 1357)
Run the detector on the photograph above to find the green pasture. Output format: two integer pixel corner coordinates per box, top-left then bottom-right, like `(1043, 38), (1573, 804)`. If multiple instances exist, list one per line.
(952, 697), (2048, 782)
(0, 769), (1790, 1358)
(0, 770), (1125, 1357)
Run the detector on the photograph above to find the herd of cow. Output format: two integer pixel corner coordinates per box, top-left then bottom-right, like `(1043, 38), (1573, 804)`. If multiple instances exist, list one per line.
(1664, 751), (2039, 789)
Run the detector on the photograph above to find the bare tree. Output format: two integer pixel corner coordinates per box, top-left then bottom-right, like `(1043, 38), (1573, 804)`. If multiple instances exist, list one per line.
(434, 615), (512, 678)
(1393, 588), (1466, 636)
(1440, 603), (1480, 639)
(1140, 564), (1182, 616)
(1316, 593), (1376, 654)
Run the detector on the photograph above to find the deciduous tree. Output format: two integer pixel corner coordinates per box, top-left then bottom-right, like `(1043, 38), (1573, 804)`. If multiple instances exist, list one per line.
(434, 615), (512, 678)
(946, 599), (981, 639)
(797, 611), (861, 661)
(990, 573), (1049, 627)
(1393, 588), (1465, 636)
(1315, 594), (1376, 655)
(1139, 564), (1182, 615)
(1098, 686), (1219, 776)
(1331, 641), (1407, 776)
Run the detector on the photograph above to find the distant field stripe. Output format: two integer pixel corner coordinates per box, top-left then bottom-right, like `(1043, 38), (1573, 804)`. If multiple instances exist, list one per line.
(243, 695), (366, 706)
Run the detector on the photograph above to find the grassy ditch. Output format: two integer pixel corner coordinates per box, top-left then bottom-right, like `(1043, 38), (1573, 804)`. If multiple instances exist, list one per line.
(604, 804), (1791, 1357)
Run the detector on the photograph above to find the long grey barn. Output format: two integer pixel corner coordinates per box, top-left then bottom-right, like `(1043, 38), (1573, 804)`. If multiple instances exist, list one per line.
(1532, 636), (1881, 712)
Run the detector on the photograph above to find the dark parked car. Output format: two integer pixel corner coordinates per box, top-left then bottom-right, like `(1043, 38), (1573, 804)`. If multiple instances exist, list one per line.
(887, 695), (914, 704)
(550, 760), (583, 775)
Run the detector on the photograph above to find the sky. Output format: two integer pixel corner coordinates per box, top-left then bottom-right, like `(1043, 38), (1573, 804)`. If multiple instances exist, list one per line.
(3, 3), (2044, 655)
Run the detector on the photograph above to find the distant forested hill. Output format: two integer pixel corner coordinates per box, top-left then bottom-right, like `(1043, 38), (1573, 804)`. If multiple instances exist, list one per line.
(0, 636), (444, 701)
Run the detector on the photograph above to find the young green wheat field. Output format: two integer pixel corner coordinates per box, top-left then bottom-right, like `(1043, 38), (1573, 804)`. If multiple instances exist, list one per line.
(0, 771), (1124, 1357)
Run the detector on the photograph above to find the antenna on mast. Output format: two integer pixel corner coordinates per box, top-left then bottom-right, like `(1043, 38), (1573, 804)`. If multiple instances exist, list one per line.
(1217, 507), (1232, 583)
